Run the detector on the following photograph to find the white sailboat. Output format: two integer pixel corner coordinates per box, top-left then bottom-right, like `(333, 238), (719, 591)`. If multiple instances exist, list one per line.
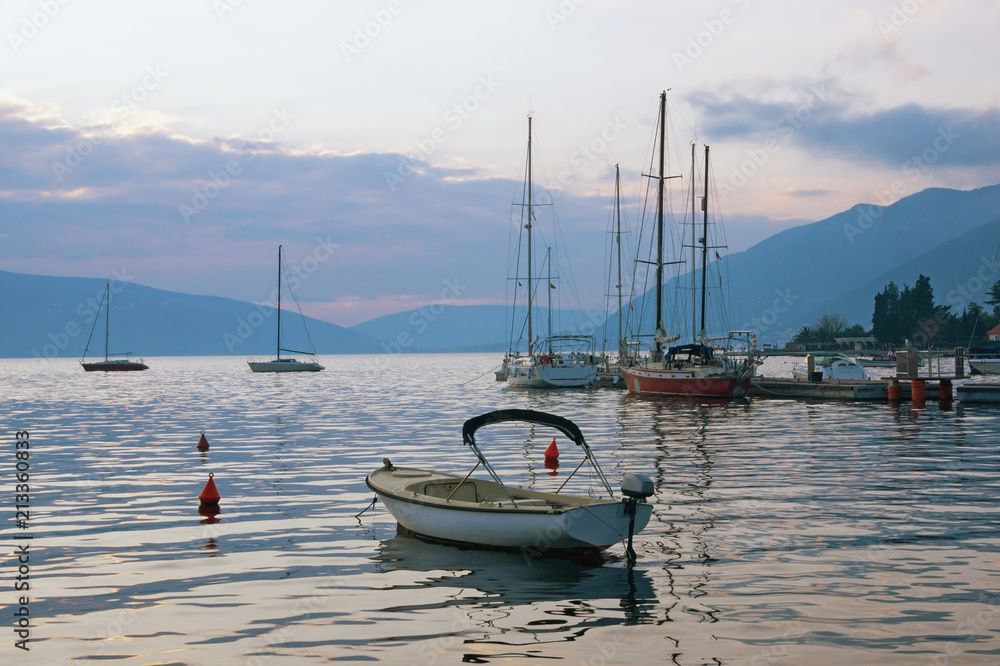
(501, 116), (599, 389)
(248, 245), (324, 373)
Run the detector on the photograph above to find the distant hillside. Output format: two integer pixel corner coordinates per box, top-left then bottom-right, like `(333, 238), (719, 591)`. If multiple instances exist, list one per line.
(5, 184), (1000, 356)
(0, 271), (382, 358)
(349, 304), (609, 352)
(822, 216), (1000, 326)
(611, 184), (1000, 343)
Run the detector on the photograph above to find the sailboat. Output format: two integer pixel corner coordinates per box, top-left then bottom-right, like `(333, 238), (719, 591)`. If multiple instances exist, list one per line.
(501, 116), (599, 389)
(248, 245), (324, 373)
(620, 91), (757, 398)
(81, 282), (149, 372)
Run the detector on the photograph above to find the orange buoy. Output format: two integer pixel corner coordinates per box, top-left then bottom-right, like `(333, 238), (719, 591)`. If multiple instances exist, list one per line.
(199, 473), (221, 505)
(911, 379), (926, 404)
(544, 437), (559, 460)
(887, 379), (901, 401)
(197, 431), (210, 452)
(938, 379), (953, 402)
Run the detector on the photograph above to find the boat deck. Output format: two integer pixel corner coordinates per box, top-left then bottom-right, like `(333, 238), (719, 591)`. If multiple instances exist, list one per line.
(367, 465), (604, 511)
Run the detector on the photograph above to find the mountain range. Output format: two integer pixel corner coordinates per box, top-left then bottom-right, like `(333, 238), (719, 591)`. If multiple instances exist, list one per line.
(2, 184), (999, 357)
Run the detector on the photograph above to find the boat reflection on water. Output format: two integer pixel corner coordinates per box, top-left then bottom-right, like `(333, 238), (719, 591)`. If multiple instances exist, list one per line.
(372, 530), (659, 628)
(625, 392), (746, 408)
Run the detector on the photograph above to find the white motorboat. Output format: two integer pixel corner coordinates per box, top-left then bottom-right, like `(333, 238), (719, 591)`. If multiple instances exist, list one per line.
(248, 245), (324, 373)
(792, 352), (871, 380)
(855, 352), (924, 368)
(967, 345), (1000, 375)
(365, 409), (654, 556)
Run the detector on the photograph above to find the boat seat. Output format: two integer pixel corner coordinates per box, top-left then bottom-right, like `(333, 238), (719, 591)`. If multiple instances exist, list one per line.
(422, 481), (478, 502)
(511, 499), (549, 507)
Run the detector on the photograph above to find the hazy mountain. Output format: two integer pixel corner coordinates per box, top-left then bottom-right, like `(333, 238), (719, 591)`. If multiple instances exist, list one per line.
(608, 184), (1000, 344)
(0, 271), (382, 359)
(349, 305), (609, 353)
(821, 216), (1000, 328)
(4, 184), (999, 357)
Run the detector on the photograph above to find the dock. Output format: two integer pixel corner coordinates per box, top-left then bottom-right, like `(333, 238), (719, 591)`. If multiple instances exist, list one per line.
(956, 383), (1000, 404)
(750, 377), (947, 402)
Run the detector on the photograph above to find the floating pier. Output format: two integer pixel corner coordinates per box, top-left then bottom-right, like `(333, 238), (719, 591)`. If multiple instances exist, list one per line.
(956, 383), (1000, 404)
(750, 377), (946, 402)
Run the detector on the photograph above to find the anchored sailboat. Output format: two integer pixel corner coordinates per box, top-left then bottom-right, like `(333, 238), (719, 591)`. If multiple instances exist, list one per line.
(620, 91), (757, 398)
(248, 245), (324, 373)
(500, 116), (599, 389)
(81, 282), (149, 372)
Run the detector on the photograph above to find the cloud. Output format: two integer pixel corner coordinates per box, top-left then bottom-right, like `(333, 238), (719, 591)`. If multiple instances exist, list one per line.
(0, 103), (608, 324)
(687, 87), (1000, 168)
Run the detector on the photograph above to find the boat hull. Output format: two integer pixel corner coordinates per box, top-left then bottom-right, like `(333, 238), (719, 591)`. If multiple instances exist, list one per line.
(507, 364), (598, 388)
(969, 359), (1000, 375)
(621, 366), (743, 398)
(81, 360), (148, 372)
(248, 359), (324, 373)
(367, 467), (651, 552)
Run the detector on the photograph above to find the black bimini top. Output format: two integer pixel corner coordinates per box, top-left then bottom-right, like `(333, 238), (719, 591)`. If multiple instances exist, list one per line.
(667, 343), (714, 360)
(462, 409), (586, 448)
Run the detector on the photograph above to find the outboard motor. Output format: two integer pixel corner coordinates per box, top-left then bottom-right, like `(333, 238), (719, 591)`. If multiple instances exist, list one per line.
(620, 473), (654, 563)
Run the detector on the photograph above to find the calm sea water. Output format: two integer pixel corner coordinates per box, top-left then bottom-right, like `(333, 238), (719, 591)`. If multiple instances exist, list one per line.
(2, 354), (999, 664)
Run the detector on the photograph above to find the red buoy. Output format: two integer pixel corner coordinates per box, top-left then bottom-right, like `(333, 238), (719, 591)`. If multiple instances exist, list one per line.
(544, 437), (559, 460)
(197, 431), (210, 452)
(199, 473), (221, 505)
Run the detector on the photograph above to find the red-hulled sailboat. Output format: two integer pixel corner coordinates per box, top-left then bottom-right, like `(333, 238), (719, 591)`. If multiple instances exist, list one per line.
(619, 92), (757, 398)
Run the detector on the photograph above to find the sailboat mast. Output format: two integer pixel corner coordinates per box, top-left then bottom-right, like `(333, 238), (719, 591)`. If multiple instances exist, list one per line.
(277, 245), (282, 360)
(615, 164), (623, 350)
(691, 142), (697, 342)
(526, 115), (534, 356)
(546, 246), (552, 353)
(654, 91), (665, 358)
(699, 146), (710, 338)
(104, 282), (110, 361)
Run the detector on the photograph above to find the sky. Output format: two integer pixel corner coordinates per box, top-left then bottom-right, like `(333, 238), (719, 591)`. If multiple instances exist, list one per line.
(1, 0), (999, 326)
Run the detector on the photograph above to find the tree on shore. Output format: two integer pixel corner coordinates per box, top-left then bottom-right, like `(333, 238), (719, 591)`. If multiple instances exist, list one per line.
(871, 274), (1000, 347)
(791, 316), (866, 346)
(792, 326), (815, 344)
